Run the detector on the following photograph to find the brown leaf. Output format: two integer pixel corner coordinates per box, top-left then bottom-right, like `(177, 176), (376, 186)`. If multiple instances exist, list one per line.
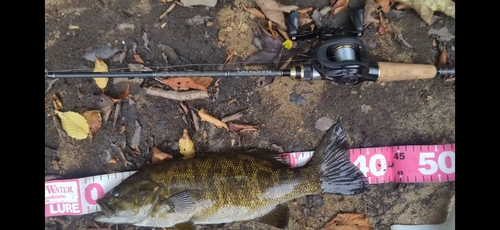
(52, 160), (60, 170)
(299, 12), (313, 26)
(242, 5), (266, 19)
(267, 20), (280, 38)
(376, 0), (392, 14)
(224, 49), (237, 65)
(51, 94), (63, 111)
(229, 123), (259, 133)
(134, 54), (145, 64)
(322, 213), (370, 230)
(82, 110), (102, 141)
(116, 84), (130, 100)
(120, 125), (126, 134)
(297, 7), (313, 13)
(191, 77), (213, 89)
(160, 77), (208, 91)
(378, 11), (387, 35)
(395, 2), (411, 10)
(438, 42), (447, 68)
(152, 147), (173, 164)
(198, 109), (229, 130)
(256, 0), (299, 31)
(94, 95), (115, 122)
(331, 0), (349, 15)
(108, 158), (119, 164)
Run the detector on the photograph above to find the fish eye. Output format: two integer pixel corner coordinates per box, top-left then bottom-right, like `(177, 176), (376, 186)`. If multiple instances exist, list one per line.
(112, 188), (120, 198)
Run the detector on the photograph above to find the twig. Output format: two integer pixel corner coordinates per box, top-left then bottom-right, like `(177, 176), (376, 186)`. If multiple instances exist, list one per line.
(159, 3), (176, 19)
(146, 87), (210, 101)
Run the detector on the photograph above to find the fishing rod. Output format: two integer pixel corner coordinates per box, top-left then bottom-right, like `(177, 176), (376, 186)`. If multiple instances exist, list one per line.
(45, 8), (455, 85)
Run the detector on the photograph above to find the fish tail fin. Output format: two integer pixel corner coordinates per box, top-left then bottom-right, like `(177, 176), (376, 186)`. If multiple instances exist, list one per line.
(309, 122), (369, 195)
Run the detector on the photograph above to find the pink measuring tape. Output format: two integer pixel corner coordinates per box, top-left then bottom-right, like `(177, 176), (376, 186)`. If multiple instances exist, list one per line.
(45, 143), (455, 217)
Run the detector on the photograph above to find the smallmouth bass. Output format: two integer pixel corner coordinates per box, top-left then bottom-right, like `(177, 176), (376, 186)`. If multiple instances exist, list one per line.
(95, 123), (369, 229)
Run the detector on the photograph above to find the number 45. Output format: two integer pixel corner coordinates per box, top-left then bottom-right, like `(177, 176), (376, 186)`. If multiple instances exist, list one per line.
(418, 151), (455, 175)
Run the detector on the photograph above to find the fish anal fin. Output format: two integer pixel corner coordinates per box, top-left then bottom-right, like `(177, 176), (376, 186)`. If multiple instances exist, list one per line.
(173, 221), (196, 230)
(255, 204), (290, 229)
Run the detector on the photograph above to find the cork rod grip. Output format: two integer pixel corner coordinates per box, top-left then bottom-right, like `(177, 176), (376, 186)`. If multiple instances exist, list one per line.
(376, 62), (437, 82)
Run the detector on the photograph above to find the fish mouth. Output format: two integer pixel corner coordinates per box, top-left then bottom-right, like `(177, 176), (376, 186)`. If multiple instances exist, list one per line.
(96, 199), (114, 218)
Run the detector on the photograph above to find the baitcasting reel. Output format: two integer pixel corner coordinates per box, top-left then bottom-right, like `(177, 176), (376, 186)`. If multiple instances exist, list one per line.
(285, 7), (377, 85)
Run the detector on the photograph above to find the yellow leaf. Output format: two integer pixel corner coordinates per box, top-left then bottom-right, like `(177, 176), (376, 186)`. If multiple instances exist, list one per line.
(178, 129), (195, 157)
(198, 109), (229, 130)
(93, 57), (109, 89)
(55, 111), (90, 140)
(282, 39), (293, 50)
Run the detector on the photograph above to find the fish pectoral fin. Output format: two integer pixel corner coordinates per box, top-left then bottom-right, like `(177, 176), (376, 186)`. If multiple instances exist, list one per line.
(173, 221), (196, 230)
(255, 204), (290, 229)
(162, 190), (196, 213)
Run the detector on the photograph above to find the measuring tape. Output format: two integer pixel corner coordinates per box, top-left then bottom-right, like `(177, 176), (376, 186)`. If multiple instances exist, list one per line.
(45, 143), (455, 217)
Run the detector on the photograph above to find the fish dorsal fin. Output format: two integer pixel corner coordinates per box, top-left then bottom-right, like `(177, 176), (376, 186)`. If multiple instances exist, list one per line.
(255, 204), (290, 229)
(173, 221), (196, 230)
(162, 190), (196, 214)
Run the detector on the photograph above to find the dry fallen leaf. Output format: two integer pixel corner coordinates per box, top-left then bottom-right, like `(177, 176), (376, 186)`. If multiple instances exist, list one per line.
(52, 160), (60, 170)
(256, 0), (299, 30)
(322, 213), (370, 230)
(116, 84), (130, 100)
(438, 42), (447, 68)
(363, 0), (380, 26)
(378, 11), (387, 34)
(179, 129), (195, 157)
(94, 95), (115, 122)
(297, 7), (313, 13)
(152, 147), (173, 163)
(159, 77), (209, 91)
(393, 0), (455, 25)
(191, 77), (213, 89)
(160, 0), (173, 2)
(242, 5), (266, 19)
(224, 49), (237, 65)
(108, 158), (119, 164)
(51, 94), (63, 111)
(229, 123), (259, 133)
(93, 57), (109, 90)
(221, 111), (244, 123)
(130, 120), (141, 154)
(395, 2), (411, 10)
(267, 20), (280, 38)
(134, 54), (145, 64)
(376, 0), (393, 14)
(55, 110), (90, 140)
(82, 110), (102, 141)
(120, 125), (126, 134)
(331, 0), (349, 15)
(198, 109), (229, 130)
(299, 12), (313, 26)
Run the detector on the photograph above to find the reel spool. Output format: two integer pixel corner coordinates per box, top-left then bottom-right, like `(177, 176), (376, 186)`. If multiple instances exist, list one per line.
(312, 37), (371, 85)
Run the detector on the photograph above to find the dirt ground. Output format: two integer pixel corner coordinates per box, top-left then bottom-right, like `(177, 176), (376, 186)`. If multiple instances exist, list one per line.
(45, 0), (455, 229)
